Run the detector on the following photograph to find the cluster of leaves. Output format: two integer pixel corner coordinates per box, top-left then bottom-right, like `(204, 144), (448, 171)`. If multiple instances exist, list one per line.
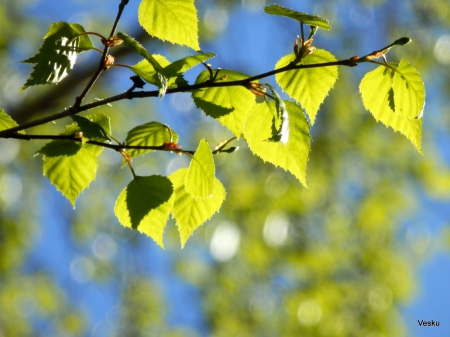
(0, 0), (425, 248)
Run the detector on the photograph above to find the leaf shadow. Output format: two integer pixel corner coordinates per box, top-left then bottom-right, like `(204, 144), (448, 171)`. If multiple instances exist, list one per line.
(388, 88), (395, 112)
(193, 97), (234, 118)
(126, 176), (173, 229)
(39, 140), (81, 157)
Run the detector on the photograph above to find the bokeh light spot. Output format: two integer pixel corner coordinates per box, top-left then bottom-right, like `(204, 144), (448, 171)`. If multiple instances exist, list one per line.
(0, 172), (23, 207)
(369, 285), (393, 311)
(210, 221), (240, 262)
(297, 299), (322, 326)
(434, 35), (450, 65)
(93, 234), (118, 261)
(0, 140), (20, 165)
(242, 0), (267, 13)
(263, 211), (290, 247)
(204, 8), (228, 34)
(70, 257), (95, 283)
(264, 172), (289, 198)
(169, 92), (195, 114)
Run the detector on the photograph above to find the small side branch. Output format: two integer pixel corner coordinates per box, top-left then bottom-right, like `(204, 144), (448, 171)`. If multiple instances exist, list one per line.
(2, 133), (223, 156)
(0, 55), (373, 137)
(74, 0), (130, 108)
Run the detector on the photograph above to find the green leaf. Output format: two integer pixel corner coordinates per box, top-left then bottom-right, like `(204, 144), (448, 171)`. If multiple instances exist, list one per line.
(164, 52), (215, 86)
(117, 32), (168, 95)
(39, 141), (98, 208)
(37, 113), (111, 206)
(392, 59), (425, 119)
(360, 60), (424, 153)
(244, 100), (311, 186)
(130, 52), (215, 89)
(0, 109), (24, 133)
(114, 175), (174, 248)
(169, 168), (226, 247)
(138, 0), (200, 51)
(21, 22), (95, 90)
(192, 69), (258, 137)
(130, 54), (172, 88)
(124, 121), (179, 160)
(275, 50), (338, 125)
(185, 139), (215, 199)
(264, 4), (331, 30)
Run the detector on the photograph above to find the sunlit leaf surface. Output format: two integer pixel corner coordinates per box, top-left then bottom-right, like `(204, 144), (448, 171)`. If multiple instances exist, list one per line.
(115, 175), (174, 248)
(21, 22), (94, 90)
(138, 0), (200, 50)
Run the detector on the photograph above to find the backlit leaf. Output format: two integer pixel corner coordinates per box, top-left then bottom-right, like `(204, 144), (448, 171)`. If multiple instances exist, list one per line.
(0, 109), (23, 133)
(275, 50), (338, 124)
(124, 121), (179, 160)
(138, 0), (200, 51)
(264, 4), (331, 30)
(21, 22), (94, 90)
(392, 59), (425, 119)
(244, 100), (311, 186)
(192, 69), (258, 137)
(114, 175), (174, 248)
(360, 60), (423, 153)
(185, 139), (215, 199)
(130, 54), (172, 88)
(169, 168), (226, 247)
(131, 52), (215, 89)
(117, 32), (168, 95)
(39, 141), (98, 208)
(164, 52), (215, 85)
(37, 113), (111, 206)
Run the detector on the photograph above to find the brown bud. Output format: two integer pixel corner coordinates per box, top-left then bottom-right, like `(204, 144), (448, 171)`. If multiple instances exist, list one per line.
(163, 142), (183, 155)
(102, 36), (123, 47)
(294, 39), (299, 57)
(103, 55), (115, 70)
(74, 131), (84, 139)
(246, 82), (266, 96)
(349, 56), (359, 66)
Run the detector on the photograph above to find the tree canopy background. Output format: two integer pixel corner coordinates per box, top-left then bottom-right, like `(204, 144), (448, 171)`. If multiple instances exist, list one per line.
(0, 0), (450, 336)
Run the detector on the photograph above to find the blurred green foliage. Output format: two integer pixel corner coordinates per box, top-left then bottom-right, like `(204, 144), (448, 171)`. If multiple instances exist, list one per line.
(1, 0), (450, 336)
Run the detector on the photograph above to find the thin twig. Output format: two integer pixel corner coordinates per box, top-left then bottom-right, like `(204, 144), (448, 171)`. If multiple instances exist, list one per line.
(300, 22), (305, 43)
(0, 58), (359, 137)
(73, 0), (130, 108)
(202, 62), (214, 81)
(4, 133), (205, 155)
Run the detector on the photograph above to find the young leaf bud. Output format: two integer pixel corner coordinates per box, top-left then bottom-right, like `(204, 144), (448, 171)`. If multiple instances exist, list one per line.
(163, 142), (183, 156)
(394, 37), (411, 46)
(214, 140), (228, 150)
(74, 131), (83, 139)
(294, 39), (299, 57)
(246, 82), (266, 96)
(349, 56), (359, 66)
(103, 55), (115, 70)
